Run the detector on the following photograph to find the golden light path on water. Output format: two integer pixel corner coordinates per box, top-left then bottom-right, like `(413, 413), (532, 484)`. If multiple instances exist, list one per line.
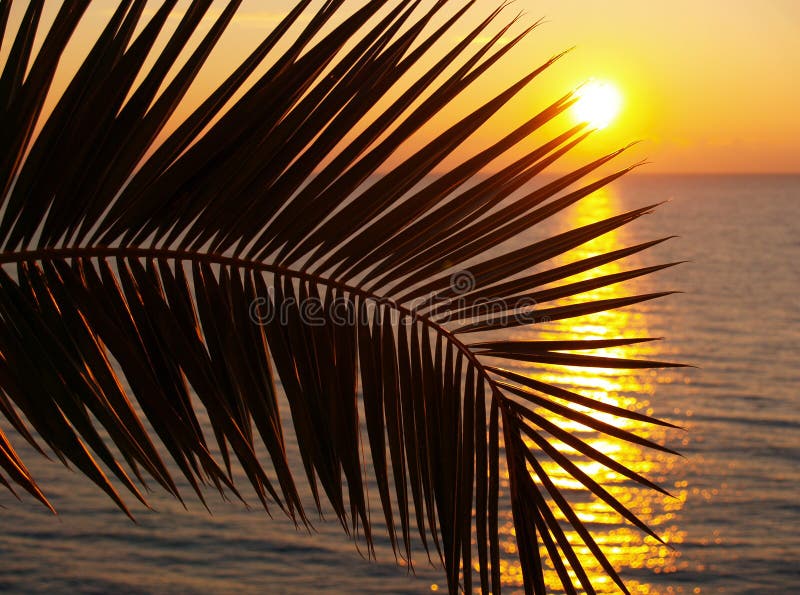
(487, 187), (689, 594)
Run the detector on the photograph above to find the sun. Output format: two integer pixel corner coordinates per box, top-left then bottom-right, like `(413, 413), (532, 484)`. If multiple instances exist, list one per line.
(572, 80), (623, 129)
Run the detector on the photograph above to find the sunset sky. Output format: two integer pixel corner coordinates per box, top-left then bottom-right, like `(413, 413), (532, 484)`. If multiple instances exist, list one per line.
(5, 1), (799, 174)
(490, 0), (800, 174)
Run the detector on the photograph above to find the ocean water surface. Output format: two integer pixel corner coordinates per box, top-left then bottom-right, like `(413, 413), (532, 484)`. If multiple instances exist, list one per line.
(0, 174), (798, 593)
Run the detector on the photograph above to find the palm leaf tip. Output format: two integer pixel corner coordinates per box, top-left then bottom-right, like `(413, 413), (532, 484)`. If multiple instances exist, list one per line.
(0, 2), (687, 593)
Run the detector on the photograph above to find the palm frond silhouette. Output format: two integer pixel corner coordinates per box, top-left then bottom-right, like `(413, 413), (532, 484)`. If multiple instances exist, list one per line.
(0, 2), (684, 593)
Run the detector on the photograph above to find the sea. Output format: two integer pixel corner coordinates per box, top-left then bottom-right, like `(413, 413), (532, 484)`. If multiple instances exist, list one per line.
(0, 174), (798, 594)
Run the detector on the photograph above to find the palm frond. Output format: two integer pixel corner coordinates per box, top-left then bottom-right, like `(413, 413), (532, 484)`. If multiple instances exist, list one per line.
(0, 2), (683, 593)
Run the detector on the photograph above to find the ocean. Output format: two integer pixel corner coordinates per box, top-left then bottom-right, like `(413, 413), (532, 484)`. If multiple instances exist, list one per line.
(0, 174), (798, 594)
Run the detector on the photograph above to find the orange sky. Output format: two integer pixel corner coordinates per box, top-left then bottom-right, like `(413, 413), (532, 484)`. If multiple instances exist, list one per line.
(425, 0), (800, 174)
(4, 1), (799, 174)
(482, 0), (800, 174)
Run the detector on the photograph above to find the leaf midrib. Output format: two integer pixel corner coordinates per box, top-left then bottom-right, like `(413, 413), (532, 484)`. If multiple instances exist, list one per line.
(0, 245), (495, 389)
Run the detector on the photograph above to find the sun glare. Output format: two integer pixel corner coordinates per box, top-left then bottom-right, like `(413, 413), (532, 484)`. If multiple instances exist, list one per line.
(572, 80), (623, 129)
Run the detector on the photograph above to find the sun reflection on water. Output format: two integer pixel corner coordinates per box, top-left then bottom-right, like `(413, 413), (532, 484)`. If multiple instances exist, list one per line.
(493, 187), (687, 593)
